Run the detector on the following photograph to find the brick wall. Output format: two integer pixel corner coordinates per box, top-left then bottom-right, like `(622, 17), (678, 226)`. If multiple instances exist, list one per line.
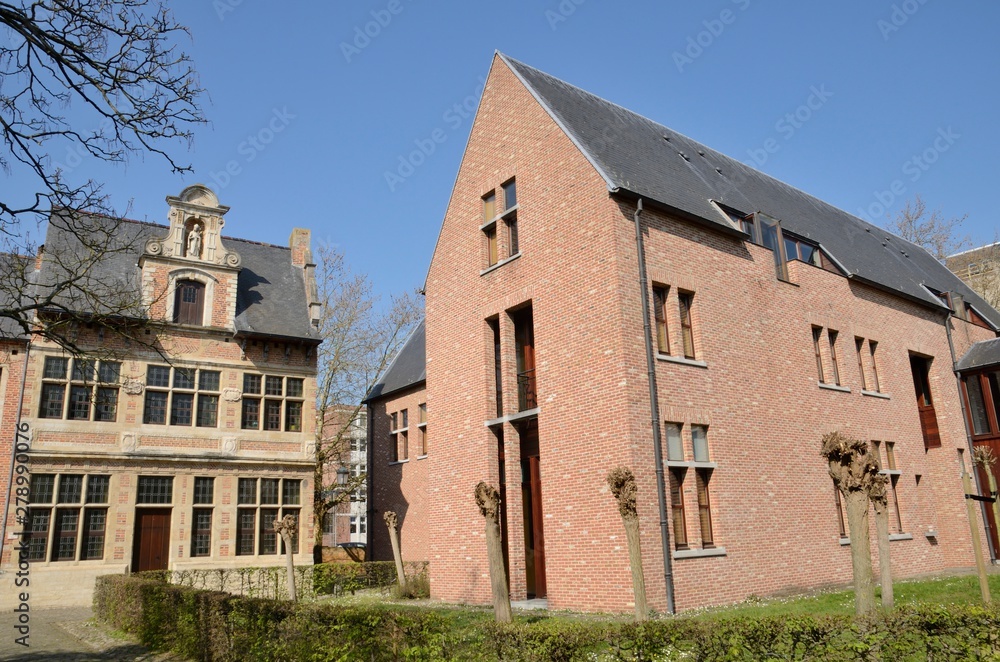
(418, 54), (994, 614)
(369, 384), (429, 564)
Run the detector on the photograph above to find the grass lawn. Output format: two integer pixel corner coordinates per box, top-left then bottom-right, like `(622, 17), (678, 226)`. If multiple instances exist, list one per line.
(317, 571), (1000, 623)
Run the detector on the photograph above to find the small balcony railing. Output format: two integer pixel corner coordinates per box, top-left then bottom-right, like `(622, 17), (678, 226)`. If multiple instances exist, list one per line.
(517, 369), (536, 411)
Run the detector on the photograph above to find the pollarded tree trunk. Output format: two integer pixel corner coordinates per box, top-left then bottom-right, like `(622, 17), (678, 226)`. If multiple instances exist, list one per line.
(272, 514), (298, 602)
(606, 467), (648, 620)
(868, 477), (894, 609)
(383, 511), (406, 589)
(475, 482), (512, 623)
(822, 431), (880, 616)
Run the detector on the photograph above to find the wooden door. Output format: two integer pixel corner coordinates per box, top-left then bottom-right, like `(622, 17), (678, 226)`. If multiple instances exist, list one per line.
(519, 421), (545, 598)
(174, 281), (205, 325)
(132, 508), (171, 572)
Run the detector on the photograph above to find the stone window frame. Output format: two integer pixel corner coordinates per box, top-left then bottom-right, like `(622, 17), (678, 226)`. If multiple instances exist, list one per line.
(142, 364), (221, 428)
(25, 473), (110, 564)
(38, 356), (121, 422)
(235, 477), (301, 557)
(240, 373), (305, 432)
(165, 268), (218, 328)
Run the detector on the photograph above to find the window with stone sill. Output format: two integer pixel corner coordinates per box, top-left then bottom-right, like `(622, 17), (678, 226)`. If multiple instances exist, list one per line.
(241, 373), (304, 432)
(481, 178), (521, 271)
(664, 423), (716, 550)
(25, 473), (109, 563)
(191, 477), (214, 558)
(236, 477), (301, 556)
(142, 365), (220, 427)
(39, 356), (120, 422)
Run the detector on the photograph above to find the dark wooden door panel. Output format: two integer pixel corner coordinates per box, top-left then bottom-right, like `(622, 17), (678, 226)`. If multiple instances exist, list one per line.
(132, 508), (171, 572)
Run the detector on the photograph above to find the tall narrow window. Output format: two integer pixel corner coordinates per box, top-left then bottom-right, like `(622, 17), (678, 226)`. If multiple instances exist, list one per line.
(869, 341), (881, 392)
(174, 280), (206, 325)
(833, 485), (847, 538)
(490, 318), (502, 417)
(678, 292), (695, 360)
(695, 469), (714, 547)
(855, 338), (868, 391)
(513, 307), (536, 411)
(192, 477), (214, 558)
(389, 412), (400, 462)
(910, 354), (940, 449)
(653, 285), (670, 354)
(812, 327), (825, 383)
(890, 475), (903, 533)
(417, 403), (427, 456)
(502, 179), (519, 255)
(669, 469), (688, 550)
(483, 192), (498, 267)
(665, 423), (683, 462)
(828, 330), (841, 386)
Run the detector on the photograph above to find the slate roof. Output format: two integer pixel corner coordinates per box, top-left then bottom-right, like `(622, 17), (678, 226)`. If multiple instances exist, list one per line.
(39, 213), (320, 342)
(957, 338), (1000, 372)
(365, 319), (425, 402)
(0, 253), (32, 340)
(500, 54), (1000, 329)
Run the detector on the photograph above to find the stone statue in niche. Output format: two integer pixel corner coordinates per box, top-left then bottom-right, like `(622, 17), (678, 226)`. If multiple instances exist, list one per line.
(186, 223), (203, 259)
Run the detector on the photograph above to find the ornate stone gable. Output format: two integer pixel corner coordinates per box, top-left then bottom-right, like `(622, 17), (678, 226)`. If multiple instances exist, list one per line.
(144, 184), (242, 268)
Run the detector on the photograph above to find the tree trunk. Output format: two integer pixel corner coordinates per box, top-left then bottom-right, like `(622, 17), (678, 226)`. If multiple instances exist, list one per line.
(872, 497), (894, 609)
(384, 511), (406, 589)
(844, 490), (875, 615)
(281, 529), (297, 602)
(484, 503), (513, 623)
(623, 515), (648, 620)
(475, 482), (512, 623)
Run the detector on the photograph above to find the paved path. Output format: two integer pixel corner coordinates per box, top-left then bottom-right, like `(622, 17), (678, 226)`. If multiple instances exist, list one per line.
(0, 607), (180, 661)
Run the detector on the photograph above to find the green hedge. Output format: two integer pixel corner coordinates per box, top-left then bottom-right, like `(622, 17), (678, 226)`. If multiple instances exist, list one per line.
(132, 561), (428, 600)
(95, 574), (1000, 661)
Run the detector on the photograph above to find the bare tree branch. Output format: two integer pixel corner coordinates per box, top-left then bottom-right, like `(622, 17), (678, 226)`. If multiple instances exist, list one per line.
(311, 242), (422, 545)
(0, 0), (204, 347)
(885, 194), (969, 260)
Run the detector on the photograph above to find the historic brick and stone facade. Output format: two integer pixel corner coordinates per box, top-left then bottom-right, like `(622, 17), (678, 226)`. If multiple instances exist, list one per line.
(369, 54), (1000, 614)
(0, 185), (321, 607)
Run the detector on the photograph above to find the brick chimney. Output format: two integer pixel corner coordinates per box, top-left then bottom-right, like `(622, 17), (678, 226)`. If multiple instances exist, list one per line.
(289, 228), (311, 267)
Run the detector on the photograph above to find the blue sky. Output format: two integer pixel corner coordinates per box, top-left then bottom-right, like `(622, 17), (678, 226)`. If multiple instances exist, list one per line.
(12, 1), (1000, 303)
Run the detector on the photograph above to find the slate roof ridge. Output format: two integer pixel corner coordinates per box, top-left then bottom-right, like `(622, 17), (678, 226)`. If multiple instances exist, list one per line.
(500, 53), (923, 253)
(948, 241), (1000, 260)
(496, 55), (1000, 328)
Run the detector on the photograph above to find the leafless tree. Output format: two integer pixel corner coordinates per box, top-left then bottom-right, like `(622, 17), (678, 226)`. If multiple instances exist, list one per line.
(311, 243), (422, 548)
(886, 195), (969, 260)
(607, 466), (648, 620)
(0, 1), (204, 347)
(821, 431), (882, 615)
(475, 481), (511, 622)
(273, 514), (299, 601)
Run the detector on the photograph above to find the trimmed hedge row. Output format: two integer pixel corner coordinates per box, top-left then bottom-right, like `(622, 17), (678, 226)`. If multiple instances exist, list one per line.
(133, 560), (428, 600)
(95, 574), (1000, 661)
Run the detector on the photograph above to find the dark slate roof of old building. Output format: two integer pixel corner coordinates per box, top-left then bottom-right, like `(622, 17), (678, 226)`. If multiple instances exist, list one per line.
(365, 319), (425, 402)
(500, 54), (1000, 329)
(957, 338), (1000, 372)
(0, 253), (32, 340)
(40, 213), (320, 342)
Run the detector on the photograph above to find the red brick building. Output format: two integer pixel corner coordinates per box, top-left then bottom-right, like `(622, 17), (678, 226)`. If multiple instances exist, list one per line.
(0, 185), (321, 607)
(369, 54), (1000, 613)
